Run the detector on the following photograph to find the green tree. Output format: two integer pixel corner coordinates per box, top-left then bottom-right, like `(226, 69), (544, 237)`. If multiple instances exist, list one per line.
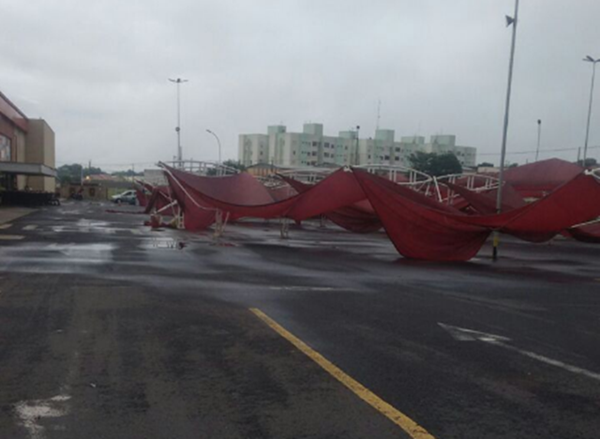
(408, 152), (462, 176)
(577, 158), (597, 167)
(57, 164), (104, 184)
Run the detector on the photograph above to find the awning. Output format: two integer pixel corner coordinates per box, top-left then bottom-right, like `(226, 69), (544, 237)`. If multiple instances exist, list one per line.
(0, 162), (57, 178)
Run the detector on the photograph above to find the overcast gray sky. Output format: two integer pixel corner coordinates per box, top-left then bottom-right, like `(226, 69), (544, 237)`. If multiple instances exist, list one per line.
(1, 0), (599, 170)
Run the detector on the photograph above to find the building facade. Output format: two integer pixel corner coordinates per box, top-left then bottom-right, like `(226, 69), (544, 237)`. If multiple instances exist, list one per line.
(238, 124), (477, 169)
(0, 91), (57, 193)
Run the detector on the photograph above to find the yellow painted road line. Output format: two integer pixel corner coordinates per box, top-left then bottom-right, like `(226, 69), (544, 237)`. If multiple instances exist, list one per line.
(249, 308), (436, 439)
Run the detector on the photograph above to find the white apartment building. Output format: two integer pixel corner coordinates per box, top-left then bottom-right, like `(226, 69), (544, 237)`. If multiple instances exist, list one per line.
(238, 124), (477, 169)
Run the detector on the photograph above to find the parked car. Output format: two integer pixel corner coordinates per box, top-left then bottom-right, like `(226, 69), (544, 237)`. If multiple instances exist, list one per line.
(111, 190), (137, 205)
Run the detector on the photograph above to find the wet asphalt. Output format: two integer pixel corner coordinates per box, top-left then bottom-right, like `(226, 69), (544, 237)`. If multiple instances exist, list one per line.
(0, 201), (599, 439)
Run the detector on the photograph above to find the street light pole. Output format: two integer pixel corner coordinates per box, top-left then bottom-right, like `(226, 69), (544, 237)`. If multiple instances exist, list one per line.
(493, 0), (520, 262)
(535, 119), (542, 162)
(583, 56), (600, 165)
(206, 129), (222, 164)
(168, 77), (188, 167)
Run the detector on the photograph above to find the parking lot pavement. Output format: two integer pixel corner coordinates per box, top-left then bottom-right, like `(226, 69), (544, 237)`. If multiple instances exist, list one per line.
(0, 201), (599, 438)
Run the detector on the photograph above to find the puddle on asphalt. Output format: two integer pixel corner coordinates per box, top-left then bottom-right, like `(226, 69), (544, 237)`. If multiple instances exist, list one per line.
(140, 238), (188, 250)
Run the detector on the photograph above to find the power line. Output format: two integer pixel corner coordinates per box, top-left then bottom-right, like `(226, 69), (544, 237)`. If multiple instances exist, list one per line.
(478, 144), (600, 156)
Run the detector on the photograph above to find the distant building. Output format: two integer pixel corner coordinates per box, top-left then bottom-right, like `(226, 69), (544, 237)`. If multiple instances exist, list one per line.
(0, 90), (57, 193)
(238, 124), (477, 169)
(143, 169), (167, 186)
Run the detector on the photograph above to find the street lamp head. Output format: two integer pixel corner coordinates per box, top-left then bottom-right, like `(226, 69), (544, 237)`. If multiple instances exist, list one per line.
(206, 129), (213, 134)
(584, 55), (598, 63)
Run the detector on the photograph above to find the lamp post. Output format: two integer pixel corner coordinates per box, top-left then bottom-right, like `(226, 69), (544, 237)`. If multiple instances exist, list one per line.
(493, 0), (520, 262)
(535, 119), (542, 161)
(206, 129), (222, 164)
(168, 77), (188, 167)
(583, 56), (600, 165)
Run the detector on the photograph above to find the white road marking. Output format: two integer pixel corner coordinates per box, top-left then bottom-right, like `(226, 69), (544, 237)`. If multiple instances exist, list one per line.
(0, 235), (25, 240)
(439, 323), (600, 381)
(268, 286), (341, 291)
(130, 229), (142, 235)
(15, 394), (71, 439)
(0, 223), (12, 229)
(23, 225), (38, 231)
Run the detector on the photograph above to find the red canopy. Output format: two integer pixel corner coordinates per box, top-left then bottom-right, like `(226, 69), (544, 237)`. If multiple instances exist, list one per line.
(278, 174), (381, 233)
(443, 182), (526, 215)
(353, 169), (490, 261)
(163, 165), (366, 223)
(503, 158), (583, 197)
(354, 168), (600, 260)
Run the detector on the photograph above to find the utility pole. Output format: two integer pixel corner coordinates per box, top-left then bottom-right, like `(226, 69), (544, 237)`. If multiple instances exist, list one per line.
(493, 0), (520, 262)
(168, 77), (189, 167)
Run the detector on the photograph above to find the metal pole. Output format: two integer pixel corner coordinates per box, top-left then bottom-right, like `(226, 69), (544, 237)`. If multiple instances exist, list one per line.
(535, 119), (541, 161)
(583, 60), (598, 164)
(355, 125), (360, 165)
(493, 0), (520, 262)
(169, 78), (188, 168)
(206, 129), (222, 164)
(176, 81), (181, 164)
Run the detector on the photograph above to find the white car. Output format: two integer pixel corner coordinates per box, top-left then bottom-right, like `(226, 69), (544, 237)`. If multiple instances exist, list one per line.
(111, 190), (138, 205)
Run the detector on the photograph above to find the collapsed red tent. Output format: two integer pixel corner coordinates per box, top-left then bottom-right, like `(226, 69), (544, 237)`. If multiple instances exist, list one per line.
(353, 169), (490, 261)
(502, 158), (583, 197)
(451, 172), (600, 242)
(443, 181), (526, 215)
(354, 168), (600, 260)
(144, 186), (178, 216)
(162, 164), (367, 225)
(278, 174), (382, 233)
(566, 222), (600, 243)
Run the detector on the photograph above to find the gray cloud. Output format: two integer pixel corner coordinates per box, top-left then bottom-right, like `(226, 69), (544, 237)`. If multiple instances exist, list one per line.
(1, 0), (599, 170)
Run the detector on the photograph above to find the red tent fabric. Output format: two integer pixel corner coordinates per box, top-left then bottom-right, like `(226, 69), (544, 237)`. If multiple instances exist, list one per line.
(567, 222), (600, 243)
(162, 165), (367, 223)
(163, 171), (216, 230)
(503, 158), (583, 197)
(354, 168), (600, 259)
(161, 168), (283, 230)
(166, 169), (276, 205)
(452, 172), (600, 242)
(278, 174), (382, 233)
(144, 186), (177, 216)
(443, 182), (526, 215)
(266, 185), (297, 201)
(353, 169), (491, 261)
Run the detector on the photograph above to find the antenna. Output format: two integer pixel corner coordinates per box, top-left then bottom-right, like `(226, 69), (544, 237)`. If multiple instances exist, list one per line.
(376, 99), (381, 130)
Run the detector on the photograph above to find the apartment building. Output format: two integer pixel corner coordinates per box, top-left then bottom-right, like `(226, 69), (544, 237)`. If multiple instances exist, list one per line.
(239, 124), (477, 169)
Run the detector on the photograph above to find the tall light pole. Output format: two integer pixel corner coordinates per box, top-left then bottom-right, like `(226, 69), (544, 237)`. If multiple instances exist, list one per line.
(168, 77), (188, 167)
(355, 125), (360, 165)
(493, 0), (520, 262)
(583, 56), (600, 165)
(206, 129), (222, 164)
(535, 119), (542, 161)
